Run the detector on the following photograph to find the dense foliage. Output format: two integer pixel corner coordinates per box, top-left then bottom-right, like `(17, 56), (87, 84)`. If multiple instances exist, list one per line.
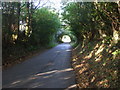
(31, 8), (61, 46)
(2, 1), (120, 88)
(62, 2), (120, 88)
(2, 2), (61, 65)
(62, 2), (119, 43)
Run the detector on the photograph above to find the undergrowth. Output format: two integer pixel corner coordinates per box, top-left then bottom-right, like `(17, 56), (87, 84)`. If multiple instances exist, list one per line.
(3, 44), (46, 69)
(72, 39), (119, 88)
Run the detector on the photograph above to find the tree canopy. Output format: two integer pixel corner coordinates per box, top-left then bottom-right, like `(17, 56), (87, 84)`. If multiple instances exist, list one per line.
(62, 2), (119, 43)
(2, 1), (61, 64)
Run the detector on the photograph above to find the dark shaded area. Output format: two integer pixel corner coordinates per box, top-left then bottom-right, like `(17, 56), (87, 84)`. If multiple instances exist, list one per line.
(2, 88), (66, 90)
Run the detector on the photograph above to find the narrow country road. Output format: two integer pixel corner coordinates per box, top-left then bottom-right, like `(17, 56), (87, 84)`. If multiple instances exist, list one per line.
(3, 43), (76, 88)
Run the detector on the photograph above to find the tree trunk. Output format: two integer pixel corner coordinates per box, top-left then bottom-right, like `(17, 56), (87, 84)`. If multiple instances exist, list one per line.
(17, 2), (21, 43)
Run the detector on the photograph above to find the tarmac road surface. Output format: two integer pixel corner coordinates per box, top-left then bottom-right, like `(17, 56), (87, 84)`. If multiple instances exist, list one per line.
(3, 43), (76, 89)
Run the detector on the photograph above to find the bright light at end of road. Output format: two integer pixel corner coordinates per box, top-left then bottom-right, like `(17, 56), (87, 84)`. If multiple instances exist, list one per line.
(62, 35), (71, 43)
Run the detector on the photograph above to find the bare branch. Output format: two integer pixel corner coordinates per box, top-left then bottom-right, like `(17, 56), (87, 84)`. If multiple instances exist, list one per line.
(34, 0), (42, 9)
(35, 0), (50, 9)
